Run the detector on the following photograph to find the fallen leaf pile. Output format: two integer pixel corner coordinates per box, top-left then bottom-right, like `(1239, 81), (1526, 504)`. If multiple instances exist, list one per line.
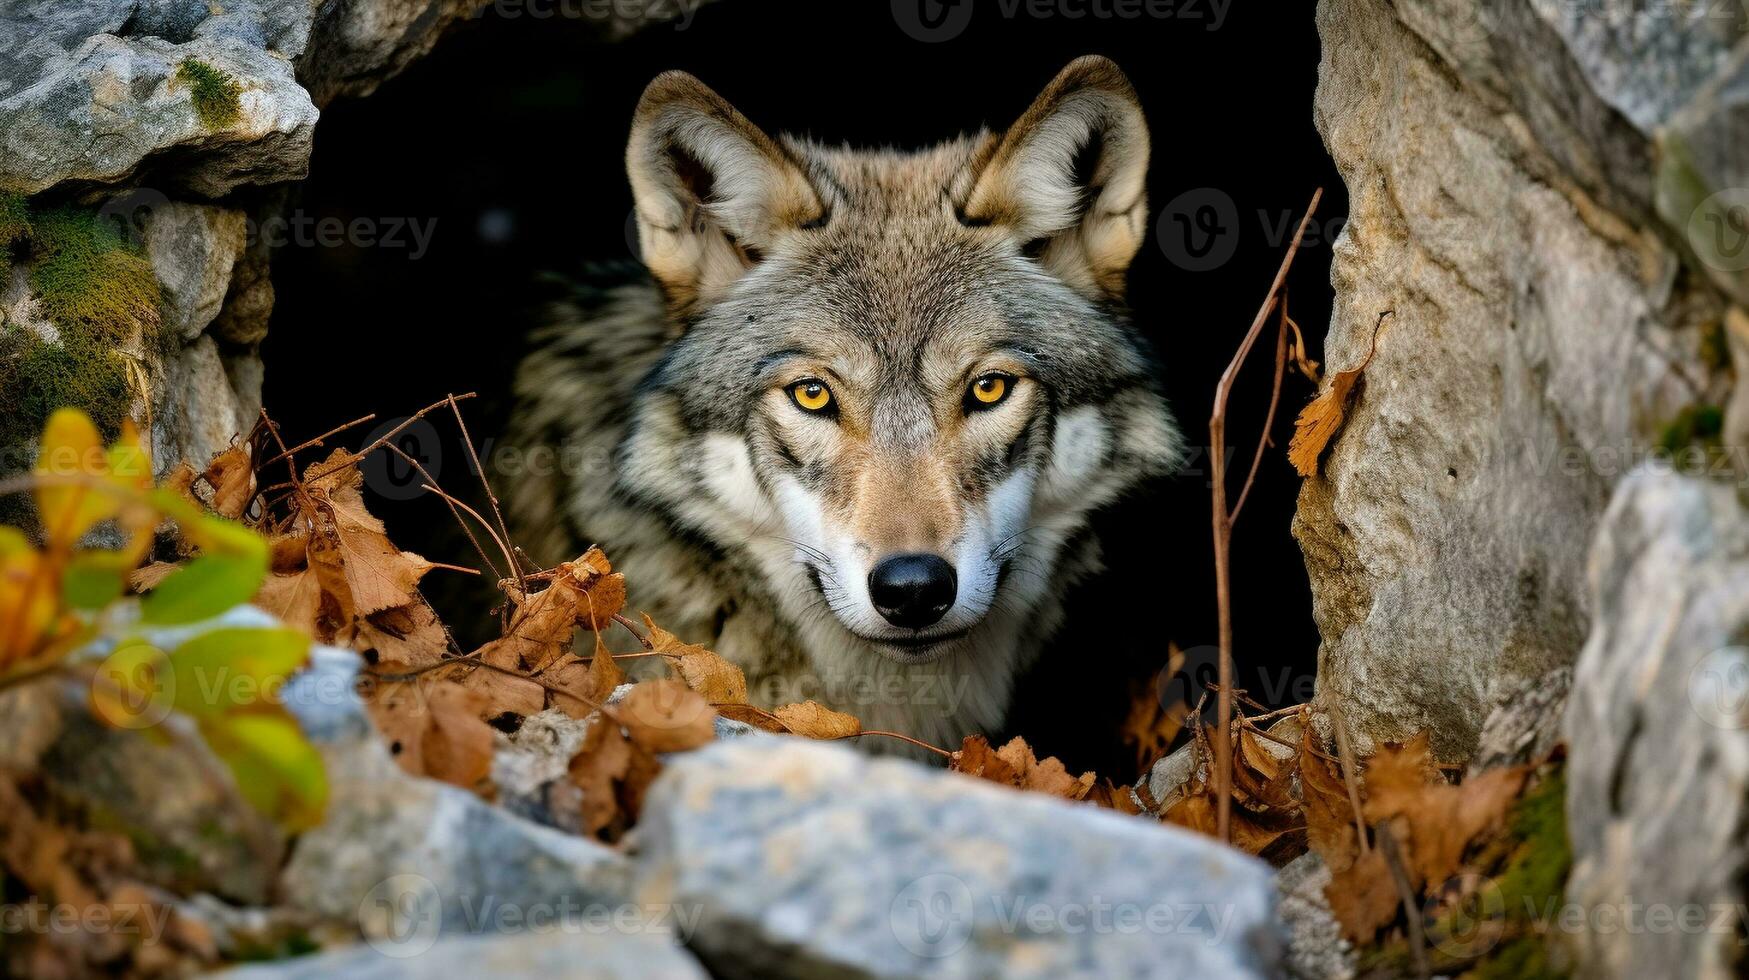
(1314, 732), (1532, 944)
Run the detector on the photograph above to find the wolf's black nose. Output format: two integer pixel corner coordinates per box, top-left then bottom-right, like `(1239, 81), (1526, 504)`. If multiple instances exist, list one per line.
(868, 554), (957, 630)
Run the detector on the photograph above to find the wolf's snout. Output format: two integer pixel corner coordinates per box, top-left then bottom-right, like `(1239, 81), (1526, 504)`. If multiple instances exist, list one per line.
(867, 554), (957, 630)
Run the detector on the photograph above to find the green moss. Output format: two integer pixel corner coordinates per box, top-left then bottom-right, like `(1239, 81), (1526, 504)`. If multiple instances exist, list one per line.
(0, 191), (29, 280)
(27, 207), (162, 346)
(176, 59), (242, 130)
(0, 325), (133, 520)
(1658, 403), (1726, 455)
(229, 930), (321, 963)
(1495, 770), (1571, 910)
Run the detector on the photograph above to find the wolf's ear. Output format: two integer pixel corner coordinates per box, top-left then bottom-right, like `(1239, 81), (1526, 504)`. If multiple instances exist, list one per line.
(954, 56), (1149, 300)
(627, 71), (826, 312)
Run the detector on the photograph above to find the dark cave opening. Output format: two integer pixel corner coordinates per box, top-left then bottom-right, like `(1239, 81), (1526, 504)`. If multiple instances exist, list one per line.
(262, 0), (1347, 778)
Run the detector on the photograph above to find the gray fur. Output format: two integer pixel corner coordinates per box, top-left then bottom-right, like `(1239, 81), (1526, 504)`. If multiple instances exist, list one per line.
(505, 59), (1181, 752)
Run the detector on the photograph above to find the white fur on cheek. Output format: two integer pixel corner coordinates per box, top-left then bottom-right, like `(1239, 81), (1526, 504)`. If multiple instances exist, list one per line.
(695, 433), (772, 525)
(1039, 406), (1110, 507)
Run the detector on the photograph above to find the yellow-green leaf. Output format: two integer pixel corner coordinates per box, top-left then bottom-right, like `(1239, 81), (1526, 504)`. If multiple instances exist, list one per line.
(200, 708), (328, 831)
(33, 408), (115, 549)
(167, 627), (309, 719)
(61, 553), (128, 610)
(140, 552), (269, 625)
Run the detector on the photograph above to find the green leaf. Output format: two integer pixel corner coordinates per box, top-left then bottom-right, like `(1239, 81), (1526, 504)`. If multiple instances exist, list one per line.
(61, 553), (128, 610)
(139, 552), (268, 625)
(200, 708), (328, 832)
(166, 627), (309, 719)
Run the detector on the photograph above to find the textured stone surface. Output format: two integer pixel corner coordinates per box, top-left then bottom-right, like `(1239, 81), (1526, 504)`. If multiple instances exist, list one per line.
(144, 201), (248, 342)
(153, 333), (252, 476)
(19, 607), (298, 906)
(634, 738), (1283, 979)
(1276, 852), (1354, 980)
(1563, 468), (1749, 980)
(1301, 0), (1731, 760)
(222, 928), (709, 980)
(278, 647), (634, 942)
(0, 31), (317, 196)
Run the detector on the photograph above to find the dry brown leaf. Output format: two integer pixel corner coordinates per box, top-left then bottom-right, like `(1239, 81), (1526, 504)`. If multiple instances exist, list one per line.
(128, 561), (180, 592)
(346, 600), (451, 669)
(618, 679), (716, 753)
(569, 713), (635, 839)
(202, 444), (255, 519)
(1360, 734), (1529, 895)
(1120, 646), (1186, 774)
(539, 636), (626, 720)
(1162, 777), (1304, 859)
(455, 642), (547, 719)
(645, 615), (749, 705)
(568, 547), (627, 631)
(1287, 311), (1389, 476)
(304, 451), (433, 616)
(715, 702), (790, 734)
(771, 700), (861, 739)
(1325, 845), (1401, 942)
(951, 735), (1096, 802)
(366, 678), (495, 792)
(1300, 750), (1362, 874)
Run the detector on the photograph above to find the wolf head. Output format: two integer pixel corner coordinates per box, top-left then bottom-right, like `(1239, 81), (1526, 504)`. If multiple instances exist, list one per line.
(616, 57), (1180, 685)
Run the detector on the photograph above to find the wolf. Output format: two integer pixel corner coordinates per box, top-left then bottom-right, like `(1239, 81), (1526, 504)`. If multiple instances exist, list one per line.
(504, 56), (1181, 752)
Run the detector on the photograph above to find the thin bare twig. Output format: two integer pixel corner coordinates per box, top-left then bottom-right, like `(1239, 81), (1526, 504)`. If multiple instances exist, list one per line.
(382, 442), (504, 584)
(1328, 700), (1372, 855)
(1376, 821), (1431, 980)
(260, 413), (378, 467)
(1230, 292), (1291, 525)
(447, 394), (530, 605)
(1208, 187), (1323, 844)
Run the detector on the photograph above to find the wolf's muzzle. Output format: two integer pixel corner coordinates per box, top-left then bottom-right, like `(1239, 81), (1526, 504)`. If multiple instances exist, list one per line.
(867, 554), (957, 629)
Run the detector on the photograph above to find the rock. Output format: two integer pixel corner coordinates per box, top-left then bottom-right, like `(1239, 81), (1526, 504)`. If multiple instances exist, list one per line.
(219, 928), (709, 979)
(143, 201), (248, 342)
(295, 0), (489, 106)
(1563, 467), (1749, 980)
(24, 607), (298, 906)
(0, 33), (318, 196)
(153, 334), (252, 475)
(278, 647), (635, 947)
(1470, 666), (1571, 770)
(1300, 0), (1730, 760)
(1276, 853), (1354, 980)
(633, 738), (1283, 979)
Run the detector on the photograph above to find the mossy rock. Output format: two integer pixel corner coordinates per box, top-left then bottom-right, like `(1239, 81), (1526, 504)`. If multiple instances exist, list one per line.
(0, 191), (29, 280)
(26, 207), (163, 347)
(177, 59), (243, 131)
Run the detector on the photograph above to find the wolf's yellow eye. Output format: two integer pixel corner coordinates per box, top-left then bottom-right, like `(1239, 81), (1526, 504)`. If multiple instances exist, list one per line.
(789, 380), (834, 414)
(967, 374), (1010, 410)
